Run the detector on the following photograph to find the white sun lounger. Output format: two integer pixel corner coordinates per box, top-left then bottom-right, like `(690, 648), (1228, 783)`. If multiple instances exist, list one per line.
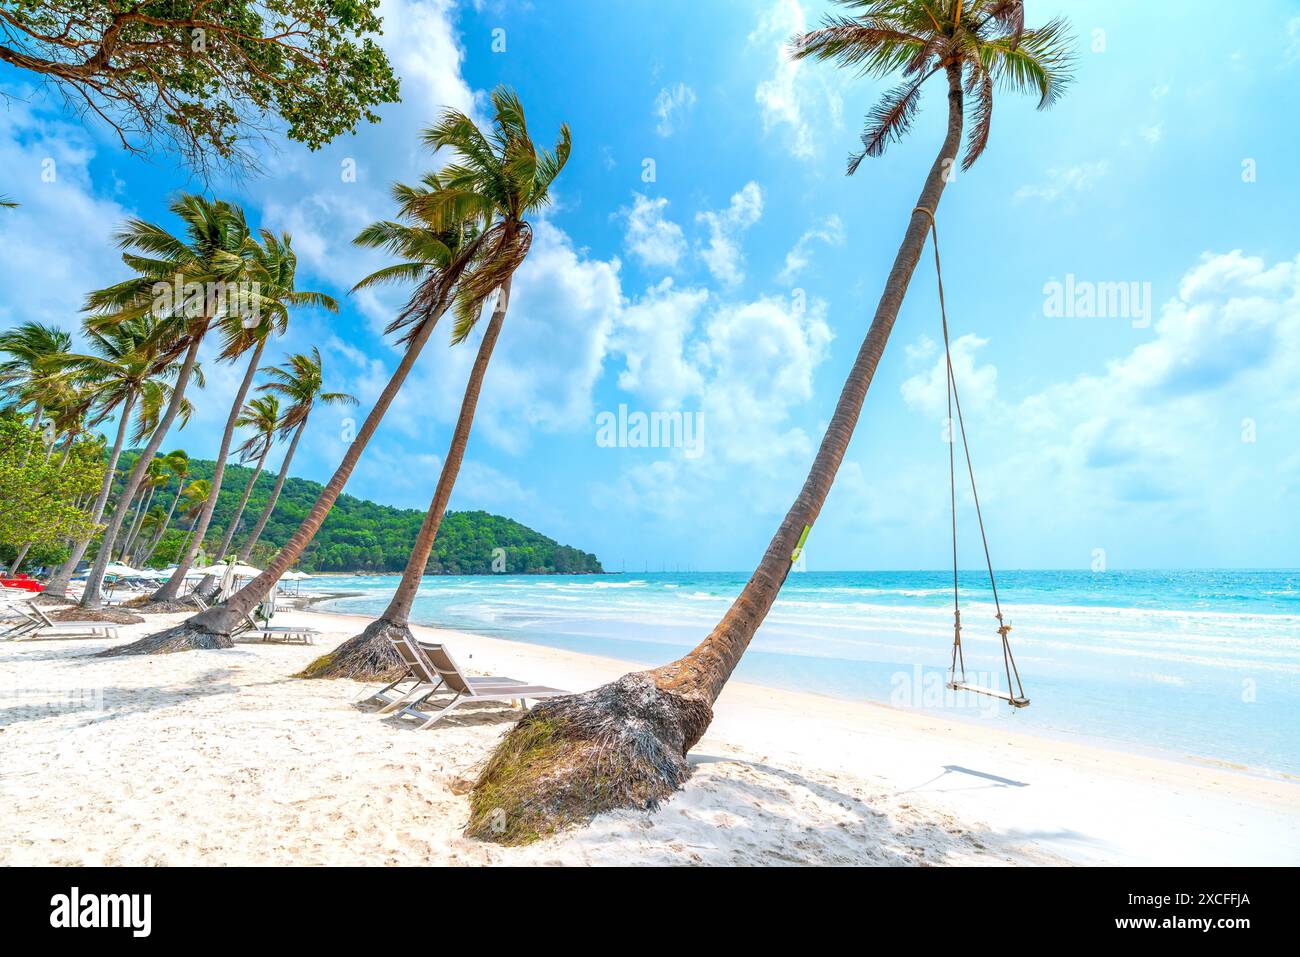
(2, 601), (120, 641)
(376, 635), (568, 730)
(237, 611), (319, 644)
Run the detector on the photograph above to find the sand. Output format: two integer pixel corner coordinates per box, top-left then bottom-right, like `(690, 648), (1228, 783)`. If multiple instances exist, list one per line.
(2, 608), (1296, 866)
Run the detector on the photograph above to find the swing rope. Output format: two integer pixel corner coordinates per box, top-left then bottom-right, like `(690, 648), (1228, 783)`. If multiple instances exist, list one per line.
(914, 205), (1027, 707)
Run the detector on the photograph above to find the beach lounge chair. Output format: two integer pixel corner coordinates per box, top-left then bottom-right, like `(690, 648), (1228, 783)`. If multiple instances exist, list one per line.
(2, 601), (119, 641)
(377, 635), (568, 730)
(236, 610), (319, 644)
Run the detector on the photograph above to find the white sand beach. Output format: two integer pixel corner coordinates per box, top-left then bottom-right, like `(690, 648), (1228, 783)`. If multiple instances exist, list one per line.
(2, 608), (1296, 867)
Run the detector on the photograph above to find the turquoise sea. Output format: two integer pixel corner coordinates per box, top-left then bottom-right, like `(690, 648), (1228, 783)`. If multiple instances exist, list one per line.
(299, 569), (1300, 775)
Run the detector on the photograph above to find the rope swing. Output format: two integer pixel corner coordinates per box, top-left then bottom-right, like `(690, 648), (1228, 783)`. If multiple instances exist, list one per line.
(914, 205), (1029, 709)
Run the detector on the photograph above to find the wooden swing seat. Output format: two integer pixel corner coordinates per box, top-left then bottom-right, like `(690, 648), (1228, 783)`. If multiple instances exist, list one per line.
(947, 680), (1030, 708)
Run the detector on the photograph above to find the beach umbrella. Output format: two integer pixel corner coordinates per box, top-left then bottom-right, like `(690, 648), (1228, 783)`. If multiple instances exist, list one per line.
(103, 562), (141, 578)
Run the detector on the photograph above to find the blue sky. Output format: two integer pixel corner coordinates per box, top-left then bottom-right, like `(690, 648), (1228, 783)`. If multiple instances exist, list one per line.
(2, 0), (1298, 571)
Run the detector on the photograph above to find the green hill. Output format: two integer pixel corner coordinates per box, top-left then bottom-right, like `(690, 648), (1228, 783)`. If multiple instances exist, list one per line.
(115, 452), (604, 575)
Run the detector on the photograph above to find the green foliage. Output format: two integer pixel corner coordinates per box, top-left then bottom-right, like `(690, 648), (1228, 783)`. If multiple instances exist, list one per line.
(0, 416), (103, 558)
(1, 1), (400, 175)
(115, 450), (603, 575)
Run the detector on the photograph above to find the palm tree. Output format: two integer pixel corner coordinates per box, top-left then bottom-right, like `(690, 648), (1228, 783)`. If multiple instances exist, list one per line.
(153, 231), (337, 604)
(467, 0), (1075, 843)
(43, 318), (186, 597)
(79, 195), (250, 610)
(302, 92), (571, 680)
(136, 450), (190, 567)
(233, 349), (357, 566)
(0, 321), (72, 436)
(173, 479), (212, 561)
(100, 91), (557, 655)
(198, 395), (281, 579)
(134, 507), (168, 567)
(121, 457), (169, 564)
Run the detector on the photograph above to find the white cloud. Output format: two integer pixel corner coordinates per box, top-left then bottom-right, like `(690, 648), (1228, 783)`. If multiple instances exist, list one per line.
(613, 278), (708, 406)
(778, 214), (845, 281)
(0, 97), (132, 332)
(622, 194), (687, 269)
(696, 181), (764, 286)
(653, 83), (697, 137)
(900, 333), (999, 419)
(477, 221), (623, 452)
(750, 0), (842, 160)
(895, 251), (1300, 553)
(1014, 161), (1109, 204)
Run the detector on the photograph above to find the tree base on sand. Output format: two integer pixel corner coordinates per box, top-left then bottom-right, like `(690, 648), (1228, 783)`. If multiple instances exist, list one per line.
(97, 622), (234, 657)
(134, 600), (198, 615)
(465, 672), (712, 845)
(297, 617), (409, 681)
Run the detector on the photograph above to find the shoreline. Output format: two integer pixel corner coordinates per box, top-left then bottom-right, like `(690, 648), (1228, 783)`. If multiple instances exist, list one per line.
(3, 607), (1296, 866)
(297, 594), (1300, 786)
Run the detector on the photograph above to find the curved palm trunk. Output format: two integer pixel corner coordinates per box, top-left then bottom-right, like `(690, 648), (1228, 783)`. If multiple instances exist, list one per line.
(193, 445), (271, 599)
(103, 310), (444, 655)
(152, 341), (265, 603)
(469, 66), (966, 845)
(177, 509), (203, 560)
(236, 418), (305, 563)
(120, 483), (155, 564)
(140, 479), (185, 566)
(302, 278), (512, 680)
(44, 394), (136, 597)
(81, 334), (204, 609)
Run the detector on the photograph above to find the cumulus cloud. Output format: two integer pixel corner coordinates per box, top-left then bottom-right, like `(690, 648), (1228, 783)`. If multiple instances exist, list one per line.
(0, 96), (131, 331)
(696, 181), (764, 286)
(889, 250), (1300, 562)
(900, 333), (999, 418)
(475, 221), (623, 452)
(622, 194), (687, 270)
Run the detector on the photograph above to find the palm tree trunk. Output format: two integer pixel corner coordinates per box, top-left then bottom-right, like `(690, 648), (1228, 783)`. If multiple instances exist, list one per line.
(44, 393), (136, 598)
(8, 543), (31, 576)
(152, 340), (265, 603)
(193, 447), (269, 599)
(103, 307), (445, 655)
(81, 334), (203, 609)
(141, 480), (185, 566)
(468, 65), (967, 845)
(120, 483), (155, 564)
(301, 278), (513, 680)
(237, 418), (305, 562)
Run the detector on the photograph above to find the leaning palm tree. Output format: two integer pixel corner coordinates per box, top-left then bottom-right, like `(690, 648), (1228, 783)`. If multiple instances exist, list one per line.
(79, 195), (250, 609)
(173, 479), (212, 560)
(155, 231), (338, 604)
(105, 88), (567, 657)
(43, 318), (186, 597)
(120, 457), (170, 564)
(467, 0), (1074, 843)
(195, 395), (281, 588)
(302, 109), (570, 681)
(135, 450), (191, 568)
(233, 350), (356, 565)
